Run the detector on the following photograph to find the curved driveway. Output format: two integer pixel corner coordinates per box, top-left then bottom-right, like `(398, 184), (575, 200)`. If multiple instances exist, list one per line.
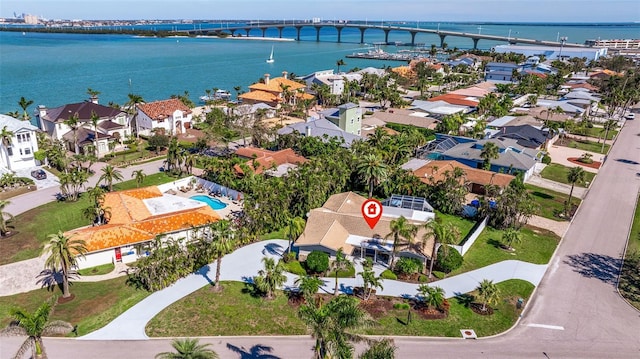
(2, 118), (640, 357)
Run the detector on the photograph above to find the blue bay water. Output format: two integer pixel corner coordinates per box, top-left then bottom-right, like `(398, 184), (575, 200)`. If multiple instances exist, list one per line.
(1, 22), (638, 114)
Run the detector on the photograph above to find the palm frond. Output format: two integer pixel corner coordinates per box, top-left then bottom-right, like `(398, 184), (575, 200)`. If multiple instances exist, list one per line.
(11, 336), (35, 359)
(43, 320), (74, 335)
(0, 323), (27, 336)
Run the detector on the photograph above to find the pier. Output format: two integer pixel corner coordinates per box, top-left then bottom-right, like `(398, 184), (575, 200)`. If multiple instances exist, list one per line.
(175, 21), (587, 49)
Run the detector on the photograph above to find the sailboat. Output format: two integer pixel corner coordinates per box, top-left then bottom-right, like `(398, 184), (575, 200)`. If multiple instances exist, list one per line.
(266, 46), (274, 63)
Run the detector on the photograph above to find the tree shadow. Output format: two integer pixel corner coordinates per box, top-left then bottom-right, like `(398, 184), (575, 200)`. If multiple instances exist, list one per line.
(226, 343), (280, 359)
(338, 283), (353, 295)
(36, 268), (77, 293)
(262, 243), (284, 256)
(563, 252), (622, 286)
(487, 238), (503, 249)
(195, 264), (214, 286)
(240, 277), (262, 298)
(454, 293), (474, 308)
(530, 191), (553, 200)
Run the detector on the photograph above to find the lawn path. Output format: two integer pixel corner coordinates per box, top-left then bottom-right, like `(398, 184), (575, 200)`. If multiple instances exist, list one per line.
(79, 239), (547, 340)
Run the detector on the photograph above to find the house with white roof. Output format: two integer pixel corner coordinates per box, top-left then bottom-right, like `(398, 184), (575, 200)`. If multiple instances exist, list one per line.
(278, 118), (361, 147)
(0, 114), (40, 171)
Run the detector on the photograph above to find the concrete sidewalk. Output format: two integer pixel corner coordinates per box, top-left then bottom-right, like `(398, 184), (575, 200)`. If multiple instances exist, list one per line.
(525, 173), (588, 199)
(80, 239), (547, 341)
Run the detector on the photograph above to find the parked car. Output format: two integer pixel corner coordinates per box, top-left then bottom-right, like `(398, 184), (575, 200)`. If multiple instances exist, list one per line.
(624, 113), (635, 120)
(30, 169), (47, 180)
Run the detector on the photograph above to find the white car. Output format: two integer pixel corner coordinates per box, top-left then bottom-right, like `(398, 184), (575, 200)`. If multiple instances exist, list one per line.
(625, 113), (635, 120)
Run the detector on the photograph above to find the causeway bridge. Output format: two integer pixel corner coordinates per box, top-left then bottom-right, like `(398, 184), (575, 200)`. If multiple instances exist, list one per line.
(175, 22), (586, 49)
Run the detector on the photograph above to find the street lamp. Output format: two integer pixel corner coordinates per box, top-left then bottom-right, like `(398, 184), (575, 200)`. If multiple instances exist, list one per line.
(559, 36), (568, 60)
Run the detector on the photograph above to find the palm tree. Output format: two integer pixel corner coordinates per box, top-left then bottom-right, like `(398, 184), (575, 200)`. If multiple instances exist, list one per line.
(566, 166), (586, 215)
(417, 284), (446, 311)
(298, 295), (371, 359)
(63, 113), (80, 154)
(502, 227), (522, 250)
(385, 216), (417, 270)
(480, 142), (500, 170)
(0, 199), (14, 236)
(99, 164), (124, 191)
(155, 338), (218, 359)
(86, 87), (100, 102)
(184, 154), (197, 175)
(336, 58), (346, 73)
(476, 279), (500, 312)
(283, 216), (306, 252)
(600, 119), (618, 153)
(18, 96), (34, 122)
(330, 248), (350, 296)
(209, 220), (237, 291)
(295, 275), (323, 301)
(2, 298), (73, 359)
(131, 169), (146, 188)
(358, 260), (384, 301)
(90, 111), (100, 157)
(356, 153), (389, 198)
(424, 221), (461, 278)
(254, 257), (287, 299)
(126, 93), (145, 139)
(359, 338), (397, 359)
(42, 231), (88, 298)
(0, 125), (14, 147)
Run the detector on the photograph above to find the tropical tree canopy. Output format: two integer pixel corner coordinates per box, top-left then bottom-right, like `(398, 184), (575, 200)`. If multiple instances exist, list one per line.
(155, 338), (219, 359)
(42, 231), (88, 298)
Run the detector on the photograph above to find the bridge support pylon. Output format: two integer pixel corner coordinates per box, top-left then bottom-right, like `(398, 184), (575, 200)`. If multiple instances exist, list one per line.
(359, 28), (366, 44)
(244, 28), (250, 37)
(384, 29), (390, 44)
(410, 31), (417, 46)
(261, 28), (266, 37)
(336, 27), (343, 43)
(472, 38), (479, 49)
(277, 27), (283, 38)
(315, 26), (321, 42)
(439, 34), (446, 48)
(295, 26), (302, 41)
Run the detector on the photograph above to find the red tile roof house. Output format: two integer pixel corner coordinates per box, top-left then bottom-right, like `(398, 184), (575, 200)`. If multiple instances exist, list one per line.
(234, 147), (308, 177)
(65, 186), (220, 269)
(36, 97), (129, 157)
(136, 98), (193, 137)
(238, 72), (314, 108)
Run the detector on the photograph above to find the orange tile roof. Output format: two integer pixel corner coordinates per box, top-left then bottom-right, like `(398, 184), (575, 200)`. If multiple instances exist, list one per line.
(413, 160), (514, 188)
(428, 93), (479, 107)
(248, 77), (306, 92)
(137, 98), (192, 120)
(65, 186), (220, 253)
(238, 90), (280, 104)
(234, 147), (308, 175)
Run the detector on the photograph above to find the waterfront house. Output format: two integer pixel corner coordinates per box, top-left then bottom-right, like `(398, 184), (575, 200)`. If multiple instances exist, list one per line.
(301, 70), (362, 96)
(490, 125), (552, 150)
(484, 62), (519, 82)
(66, 186), (221, 269)
(493, 44), (607, 62)
(239, 72), (314, 108)
(36, 98), (129, 156)
(233, 147), (308, 177)
(294, 192), (435, 265)
(0, 114), (40, 171)
(136, 98), (193, 137)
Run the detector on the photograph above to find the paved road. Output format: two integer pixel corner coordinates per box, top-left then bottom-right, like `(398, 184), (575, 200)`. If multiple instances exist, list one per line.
(2, 120), (640, 357)
(5, 159), (166, 216)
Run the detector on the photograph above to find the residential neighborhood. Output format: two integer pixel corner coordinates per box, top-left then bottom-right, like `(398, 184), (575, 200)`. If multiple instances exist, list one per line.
(0, 20), (639, 359)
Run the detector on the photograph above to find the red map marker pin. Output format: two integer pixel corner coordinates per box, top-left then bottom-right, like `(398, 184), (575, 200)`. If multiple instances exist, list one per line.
(361, 198), (383, 229)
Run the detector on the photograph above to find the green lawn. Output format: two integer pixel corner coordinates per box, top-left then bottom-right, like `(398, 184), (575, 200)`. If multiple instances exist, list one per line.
(0, 277), (149, 337)
(557, 138), (610, 154)
(449, 226), (559, 276)
(569, 127), (618, 140)
(540, 163), (596, 187)
(0, 172), (179, 265)
(146, 280), (534, 338)
(77, 263), (115, 276)
(525, 184), (581, 221)
(620, 195), (640, 309)
(259, 228), (286, 241)
(364, 280), (534, 337)
(436, 211), (477, 245)
(146, 281), (307, 337)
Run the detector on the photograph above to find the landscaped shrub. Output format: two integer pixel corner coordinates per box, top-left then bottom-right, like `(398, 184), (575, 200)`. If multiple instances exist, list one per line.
(283, 251), (296, 263)
(380, 269), (397, 280)
(432, 271), (446, 280)
(393, 303), (410, 310)
(542, 154), (552, 164)
(327, 263), (355, 278)
(394, 257), (422, 275)
(418, 274), (430, 282)
(436, 247), (464, 274)
(282, 260), (306, 276)
(305, 251), (329, 273)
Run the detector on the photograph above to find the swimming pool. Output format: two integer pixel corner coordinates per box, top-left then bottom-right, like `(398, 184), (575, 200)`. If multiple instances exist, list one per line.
(190, 195), (228, 210)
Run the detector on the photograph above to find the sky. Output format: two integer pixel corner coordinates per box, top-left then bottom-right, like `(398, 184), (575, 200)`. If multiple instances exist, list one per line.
(2, 0), (639, 23)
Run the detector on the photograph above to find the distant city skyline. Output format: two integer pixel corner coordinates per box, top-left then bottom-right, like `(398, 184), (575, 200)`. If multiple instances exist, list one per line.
(2, 0), (639, 23)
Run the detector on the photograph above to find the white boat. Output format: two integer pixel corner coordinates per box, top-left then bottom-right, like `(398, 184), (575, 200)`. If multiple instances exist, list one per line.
(199, 89), (232, 102)
(266, 46), (274, 63)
